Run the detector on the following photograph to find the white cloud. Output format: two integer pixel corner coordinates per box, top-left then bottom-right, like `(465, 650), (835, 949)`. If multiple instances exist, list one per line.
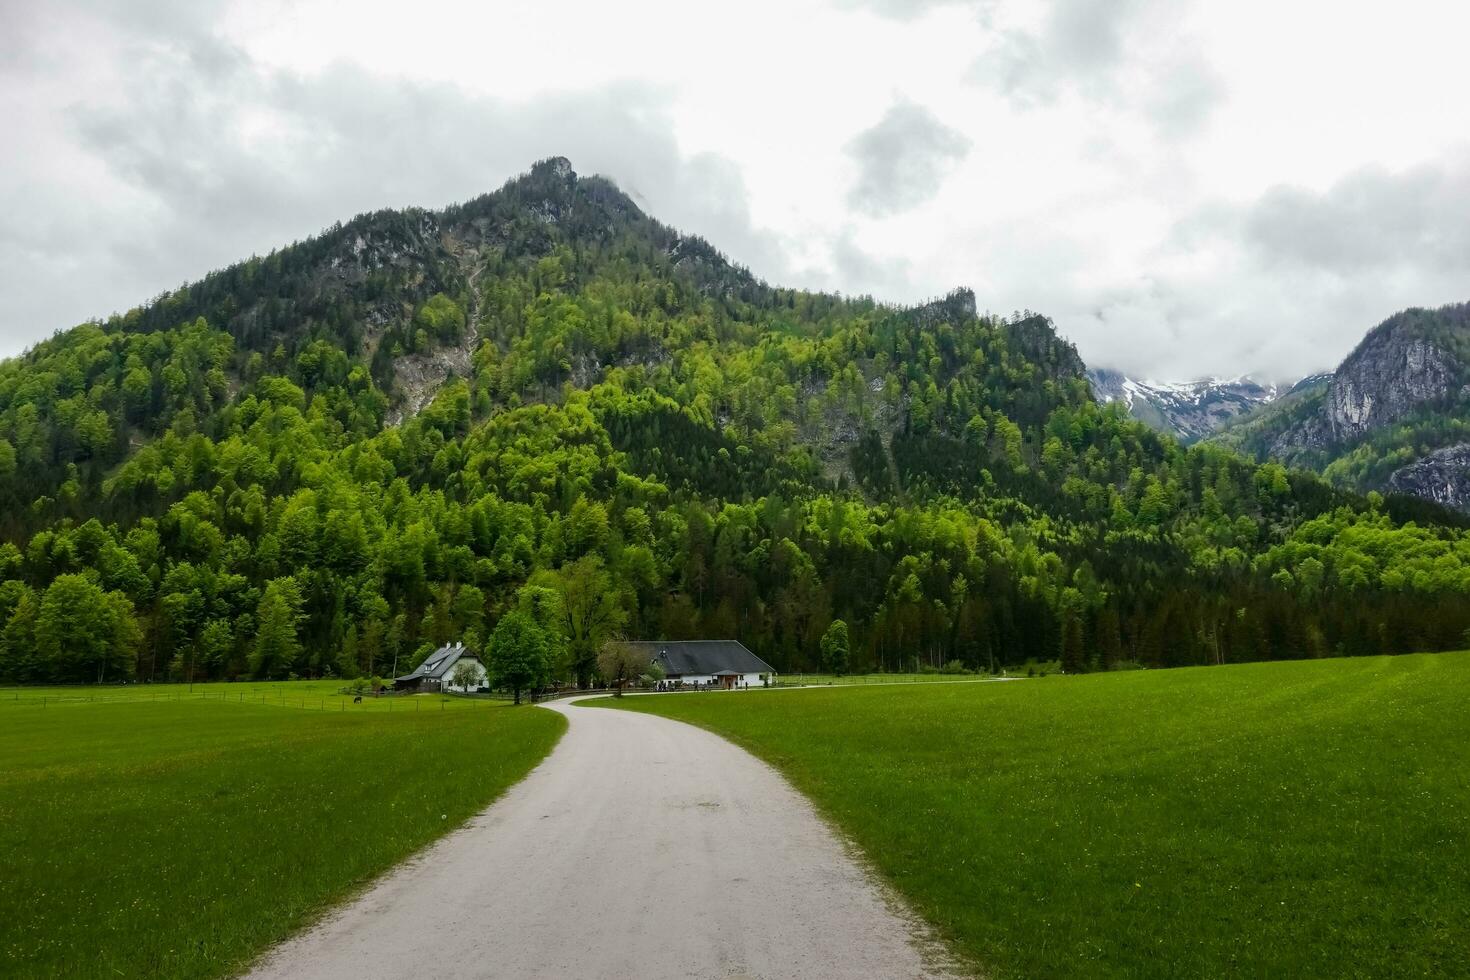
(845, 100), (972, 217)
(2, 0), (1469, 382)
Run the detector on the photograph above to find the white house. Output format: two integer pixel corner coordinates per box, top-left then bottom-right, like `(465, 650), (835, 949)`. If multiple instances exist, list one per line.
(623, 639), (775, 689)
(393, 642), (488, 693)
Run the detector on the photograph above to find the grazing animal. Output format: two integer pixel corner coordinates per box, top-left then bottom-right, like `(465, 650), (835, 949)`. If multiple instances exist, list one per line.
(353, 696), (363, 703)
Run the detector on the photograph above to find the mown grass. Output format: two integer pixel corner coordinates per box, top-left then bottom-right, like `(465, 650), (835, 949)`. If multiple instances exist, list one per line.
(0, 694), (564, 977)
(601, 653), (1470, 978)
(0, 679), (490, 712)
(773, 672), (1013, 687)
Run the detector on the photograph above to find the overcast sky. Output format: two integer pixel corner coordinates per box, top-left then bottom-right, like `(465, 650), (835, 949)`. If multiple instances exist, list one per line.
(3, 0), (1468, 379)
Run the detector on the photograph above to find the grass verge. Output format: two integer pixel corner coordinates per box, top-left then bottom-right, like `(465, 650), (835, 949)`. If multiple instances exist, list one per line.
(1, 679), (497, 711)
(0, 695), (563, 977)
(598, 653), (1470, 978)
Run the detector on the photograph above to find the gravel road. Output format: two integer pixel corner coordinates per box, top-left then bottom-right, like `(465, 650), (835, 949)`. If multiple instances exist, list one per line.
(247, 696), (954, 979)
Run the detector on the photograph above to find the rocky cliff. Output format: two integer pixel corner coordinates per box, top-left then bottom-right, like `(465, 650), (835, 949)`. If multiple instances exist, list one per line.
(1324, 316), (1463, 440)
(1207, 302), (1470, 510)
(1386, 443), (1470, 511)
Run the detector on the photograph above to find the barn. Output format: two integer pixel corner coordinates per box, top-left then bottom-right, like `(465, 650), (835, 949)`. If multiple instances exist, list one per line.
(393, 642), (487, 693)
(623, 640), (775, 689)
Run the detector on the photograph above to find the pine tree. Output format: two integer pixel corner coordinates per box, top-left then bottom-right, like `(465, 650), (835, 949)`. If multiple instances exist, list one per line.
(251, 578), (303, 679)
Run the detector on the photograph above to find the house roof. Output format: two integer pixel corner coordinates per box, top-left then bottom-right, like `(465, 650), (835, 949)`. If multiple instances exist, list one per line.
(396, 642), (479, 682)
(621, 640), (775, 677)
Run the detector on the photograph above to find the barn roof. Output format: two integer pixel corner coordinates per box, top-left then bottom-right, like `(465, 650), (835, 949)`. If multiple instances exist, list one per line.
(396, 642), (478, 682)
(621, 640), (775, 677)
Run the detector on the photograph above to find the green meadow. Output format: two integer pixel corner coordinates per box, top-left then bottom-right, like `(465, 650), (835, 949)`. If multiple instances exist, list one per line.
(602, 653), (1470, 978)
(3, 679), (494, 711)
(0, 689), (563, 978)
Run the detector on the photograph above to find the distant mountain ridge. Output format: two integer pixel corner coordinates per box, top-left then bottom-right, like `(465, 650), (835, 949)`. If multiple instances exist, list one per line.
(1207, 302), (1470, 511)
(1086, 369), (1291, 443)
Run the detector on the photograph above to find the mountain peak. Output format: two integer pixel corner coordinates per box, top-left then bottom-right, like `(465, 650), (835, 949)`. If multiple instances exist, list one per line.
(901, 288), (976, 328)
(532, 155), (575, 179)
(1087, 369), (1288, 443)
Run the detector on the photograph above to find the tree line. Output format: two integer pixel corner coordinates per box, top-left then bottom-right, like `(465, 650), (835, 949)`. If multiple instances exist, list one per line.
(3, 160), (1468, 687)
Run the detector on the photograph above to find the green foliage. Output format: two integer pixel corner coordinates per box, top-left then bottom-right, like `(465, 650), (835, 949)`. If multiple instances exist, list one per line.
(412, 293), (466, 349)
(606, 653), (1470, 978)
(486, 610), (551, 703)
(251, 578), (303, 679)
(450, 658), (481, 692)
(819, 620), (850, 675)
(596, 640), (646, 695)
(0, 160), (1467, 687)
(548, 554), (627, 687)
(34, 574), (137, 683)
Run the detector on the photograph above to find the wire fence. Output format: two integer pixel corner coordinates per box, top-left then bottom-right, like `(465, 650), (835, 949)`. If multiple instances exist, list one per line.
(773, 671), (1013, 687)
(0, 686), (482, 714)
(1, 670), (1021, 712)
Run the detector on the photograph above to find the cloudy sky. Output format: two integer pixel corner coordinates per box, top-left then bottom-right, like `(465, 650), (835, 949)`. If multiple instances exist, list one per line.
(3, 0), (1468, 379)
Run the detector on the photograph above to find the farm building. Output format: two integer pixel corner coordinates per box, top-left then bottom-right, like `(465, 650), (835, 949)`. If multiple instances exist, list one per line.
(623, 640), (775, 689)
(394, 642), (487, 693)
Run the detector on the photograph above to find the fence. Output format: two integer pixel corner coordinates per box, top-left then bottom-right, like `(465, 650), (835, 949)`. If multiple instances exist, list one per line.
(0, 685), (477, 714)
(773, 671), (1010, 688)
(1, 670), (1018, 712)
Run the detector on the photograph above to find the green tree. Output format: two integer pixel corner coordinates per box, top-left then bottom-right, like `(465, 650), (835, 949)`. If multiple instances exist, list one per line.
(553, 555), (627, 688)
(251, 577), (303, 678)
(596, 639), (645, 696)
(819, 619), (851, 675)
(450, 657), (481, 693)
(486, 611), (550, 704)
(1060, 613), (1086, 674)
(514, 585), (569, 683)
(35, 574), (136, 683)
(0, 586), (40, 683)
(198, 619), (234, 675)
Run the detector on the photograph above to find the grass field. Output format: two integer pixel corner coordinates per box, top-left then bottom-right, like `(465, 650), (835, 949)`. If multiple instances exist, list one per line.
(601, 653), (1470, 978)
(0, 691), (564, 977)
(0, 679), (496, 711)
(773, 671), (1017, 687)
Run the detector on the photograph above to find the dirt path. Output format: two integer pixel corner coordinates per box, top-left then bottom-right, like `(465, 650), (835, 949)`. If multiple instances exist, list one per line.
(247, 697), (954, 980)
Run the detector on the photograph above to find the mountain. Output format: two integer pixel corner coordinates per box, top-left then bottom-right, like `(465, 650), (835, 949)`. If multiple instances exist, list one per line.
(1086, 369), (1286, 443)
(1, 157), (1469, 689)
(1209, 303), (1470, 510)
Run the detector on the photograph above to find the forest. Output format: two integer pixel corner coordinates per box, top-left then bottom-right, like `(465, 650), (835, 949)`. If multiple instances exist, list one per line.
(2, 159), (1468, 686)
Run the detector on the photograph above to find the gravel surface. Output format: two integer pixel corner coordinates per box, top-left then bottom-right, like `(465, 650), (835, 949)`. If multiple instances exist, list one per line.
(247, 696), (955, 979)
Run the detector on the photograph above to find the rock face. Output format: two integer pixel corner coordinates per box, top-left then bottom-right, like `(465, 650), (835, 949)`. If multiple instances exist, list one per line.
(1001, 309), (1088, 385)
(1387, 443), (1470, 511)
(902, 288), (977, 330)
(1087, 369), (1285, 443)
(1260, 305), (1468, 459)
(1206, 302), (1470, 512)
(1325, 330), (1457, 440)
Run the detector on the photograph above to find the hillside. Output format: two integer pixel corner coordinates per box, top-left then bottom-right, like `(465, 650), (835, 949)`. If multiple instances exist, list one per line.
(2, 158), (1469, 688)
(1087, 369), (1286, 443)
(1210, 304), (1470, 510)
